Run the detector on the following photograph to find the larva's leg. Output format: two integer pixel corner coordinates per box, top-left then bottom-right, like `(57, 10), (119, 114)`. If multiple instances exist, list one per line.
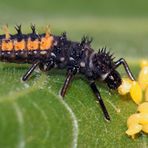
(22, 61), (40, 81)
(60, 70), (74, 98)
(114, 58), (135, 81)
(39, 61), (54, 72)
(89, 81), (110, 121)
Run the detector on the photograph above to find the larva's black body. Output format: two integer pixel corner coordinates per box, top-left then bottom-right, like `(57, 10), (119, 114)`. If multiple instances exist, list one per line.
(0, 25), (135, 121)
(0, 32), (93, 77)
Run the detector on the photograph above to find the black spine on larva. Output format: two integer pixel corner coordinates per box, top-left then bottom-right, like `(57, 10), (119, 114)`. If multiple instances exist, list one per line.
(30, 24), (39, 41)
(92, 47), (115, 74)
(14, 25), (24, 41)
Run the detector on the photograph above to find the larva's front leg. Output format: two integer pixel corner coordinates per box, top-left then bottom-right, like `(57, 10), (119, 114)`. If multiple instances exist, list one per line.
(114, 58), (135, 81)
(89, 81), (110, 121)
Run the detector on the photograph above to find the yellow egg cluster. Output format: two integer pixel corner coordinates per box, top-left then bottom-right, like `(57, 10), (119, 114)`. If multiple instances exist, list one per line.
(118, 60), (148, 104)
(118, 59), (148, 139)
(139, 60), (148, 90)
(126, 102), (148, 138)
(146, 88), (148, 101)
(118, 78), (142, 104)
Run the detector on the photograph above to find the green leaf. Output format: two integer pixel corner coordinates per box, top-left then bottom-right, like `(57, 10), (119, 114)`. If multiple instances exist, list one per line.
(0, 1), (148, 146)
(0, 63), (147, 148)
(0, 70), (74, 148)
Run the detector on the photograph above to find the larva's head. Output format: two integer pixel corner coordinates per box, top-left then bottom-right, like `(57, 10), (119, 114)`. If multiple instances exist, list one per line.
(105, 70), (122, 89)
(92, 48), (122, 89)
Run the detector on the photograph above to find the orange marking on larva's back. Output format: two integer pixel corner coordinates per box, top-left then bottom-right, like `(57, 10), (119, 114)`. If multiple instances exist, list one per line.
(1, 25), (13, 51)
(14, 39), (25, 50)
(40, 35), (53, 50)
(27, 38), (39, 50)
(2, 39), (13, 51)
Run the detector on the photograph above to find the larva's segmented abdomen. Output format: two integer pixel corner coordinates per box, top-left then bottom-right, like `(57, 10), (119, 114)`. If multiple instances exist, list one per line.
(0, 25), (94, 76)
(0, 25), (55, 63)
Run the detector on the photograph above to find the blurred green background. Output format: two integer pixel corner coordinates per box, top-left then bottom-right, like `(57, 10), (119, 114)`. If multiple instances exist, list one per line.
(0, 0), (147, 60)
(0, 0), (148, 148)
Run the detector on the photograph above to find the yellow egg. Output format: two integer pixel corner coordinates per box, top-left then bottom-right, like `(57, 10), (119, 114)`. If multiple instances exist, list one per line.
(137, 102), (148, 113)
(140, 60), (148, 68)
(118, 78), (132, 95)
(127, 113), (140, 127)
(139, 113), (148, 125)
(145, 87), (148, 101)
(130, 81), (142, 104)
(126, 124), (142, 137)
(138, 66), (148, 90)
(142, 124), (148, 133)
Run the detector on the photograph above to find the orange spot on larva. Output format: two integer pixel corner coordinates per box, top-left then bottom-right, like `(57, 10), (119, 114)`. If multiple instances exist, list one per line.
(14, 40), (25, 50)
(2, 39), (13, 51)
(27, 38), (39, 50)
(40, 35), (53, 50)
